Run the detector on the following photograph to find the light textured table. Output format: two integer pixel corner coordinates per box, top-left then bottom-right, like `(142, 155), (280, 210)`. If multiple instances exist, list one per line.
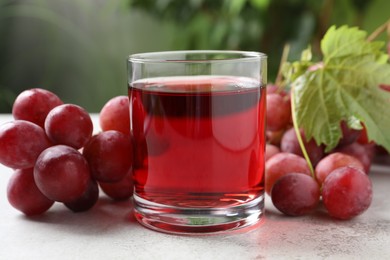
(1, 114), (389, 260)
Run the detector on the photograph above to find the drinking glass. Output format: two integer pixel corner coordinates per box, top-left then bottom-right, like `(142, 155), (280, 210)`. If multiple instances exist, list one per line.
(128, 50), (267, 234)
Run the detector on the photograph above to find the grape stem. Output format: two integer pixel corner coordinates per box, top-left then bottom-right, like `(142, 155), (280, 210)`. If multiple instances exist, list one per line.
(367, 18), (390, 42)
(290, 87), (315, 178)
(275, 44), (290, 89)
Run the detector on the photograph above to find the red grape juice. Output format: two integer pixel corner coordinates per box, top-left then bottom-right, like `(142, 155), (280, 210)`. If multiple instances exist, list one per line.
(129, 76), (266, 208)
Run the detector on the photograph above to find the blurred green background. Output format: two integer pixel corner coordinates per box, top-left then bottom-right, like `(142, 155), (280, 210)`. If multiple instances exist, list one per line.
(0, 0), (389, 113)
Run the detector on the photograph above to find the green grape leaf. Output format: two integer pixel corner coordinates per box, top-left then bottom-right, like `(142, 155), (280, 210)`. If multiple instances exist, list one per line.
(321, 26), (385, 61)
(292, 25), (390, 152)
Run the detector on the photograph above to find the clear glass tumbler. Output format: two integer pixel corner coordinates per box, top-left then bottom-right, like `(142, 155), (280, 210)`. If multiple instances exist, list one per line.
(128, 50), (267, 234)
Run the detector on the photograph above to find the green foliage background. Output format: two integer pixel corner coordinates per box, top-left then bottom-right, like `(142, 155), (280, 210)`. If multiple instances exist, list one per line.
(0, 0), (389, 112)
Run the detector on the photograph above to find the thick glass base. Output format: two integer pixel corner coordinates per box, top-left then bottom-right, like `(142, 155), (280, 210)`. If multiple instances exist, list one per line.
(133, 193), (264, 235)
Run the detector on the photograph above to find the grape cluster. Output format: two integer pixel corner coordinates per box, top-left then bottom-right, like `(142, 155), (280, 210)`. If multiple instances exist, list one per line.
(265, 85), (378, 220)
(0, 86), (385, 222)
(0, 89), (133, 216)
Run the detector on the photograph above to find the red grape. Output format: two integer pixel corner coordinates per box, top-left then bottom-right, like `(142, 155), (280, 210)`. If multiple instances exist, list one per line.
(64, 179), (99, 212)
(12, 88), (63, 128)
(380, 84), (390, 92)
(99, 96), (130, 135)
(266, 130), (284, 146)
(83, 130), (133, 183)
(338, 121), (361, 147)
(315, 152), (365, 186)
(7, 168), (54, 216)
(265, 152), (311, 195)
(364, 143), (376, 161)
(266, 84), (279, 94)
(375, 144), (389, 155)
(34, 145), (91, 203)
(265, 143), (280, 161)
(45, 104), (93, 149)
(271, 173), (320, 216)
(266, 93), (291, 132)
(336, 142), (372, 173)
(0, 120), (51, 169)
(266, 84), (288, 97)
(280, 128), (324, 166)
(356, 123), (372, 145)
(99, 169), (134, 200)
(322, 166), (372, 220)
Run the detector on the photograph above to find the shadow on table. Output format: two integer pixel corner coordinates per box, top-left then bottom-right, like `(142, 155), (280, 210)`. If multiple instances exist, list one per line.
(19, 196), (140, 236)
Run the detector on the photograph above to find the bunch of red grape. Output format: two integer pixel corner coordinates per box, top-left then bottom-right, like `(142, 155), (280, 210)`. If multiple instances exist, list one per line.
(0, 89), (133, 216)
(265, 85), (378, 220)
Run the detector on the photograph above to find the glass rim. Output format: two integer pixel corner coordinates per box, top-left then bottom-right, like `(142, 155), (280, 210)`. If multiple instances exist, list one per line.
(128, 50), (267, 64)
